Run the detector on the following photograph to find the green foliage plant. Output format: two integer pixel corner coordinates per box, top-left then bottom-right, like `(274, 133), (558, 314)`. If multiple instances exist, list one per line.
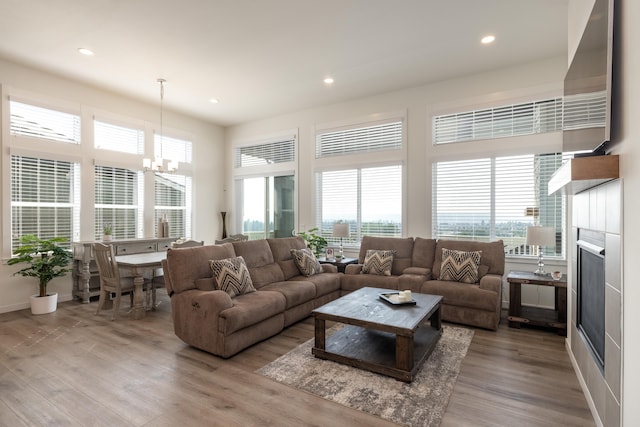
(8, 235), (73, 297)
(297, 227), (328, 257)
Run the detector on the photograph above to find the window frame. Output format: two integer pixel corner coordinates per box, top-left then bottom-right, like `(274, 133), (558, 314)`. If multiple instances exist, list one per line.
(312, 112), (407, 246)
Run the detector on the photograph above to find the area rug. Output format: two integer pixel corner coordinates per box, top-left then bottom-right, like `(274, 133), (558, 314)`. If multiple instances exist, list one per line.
(257, 325), (474, 427)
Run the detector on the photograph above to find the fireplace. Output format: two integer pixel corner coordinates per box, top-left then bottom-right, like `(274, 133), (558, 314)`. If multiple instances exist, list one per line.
(576, 229), (605, 372)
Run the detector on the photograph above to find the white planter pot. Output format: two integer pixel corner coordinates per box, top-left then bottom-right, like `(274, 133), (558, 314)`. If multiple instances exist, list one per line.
(103, 235), (112, 241)
(30, 293), (58, 315)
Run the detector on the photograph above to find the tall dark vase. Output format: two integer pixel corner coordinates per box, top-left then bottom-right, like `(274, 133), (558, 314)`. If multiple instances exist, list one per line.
(220, 211), (227, 239)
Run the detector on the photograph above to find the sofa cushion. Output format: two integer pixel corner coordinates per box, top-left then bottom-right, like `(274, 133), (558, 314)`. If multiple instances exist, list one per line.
(267, 237), (308, 280)
(412, 237), (437, 269)
(218, 290), (286, 335)
(421, 280), (498, 312)
(439, 248), (482, 284)
(358, 236), (414, 275)
(209, 256), (256, 297)
(290, 248), (323, 276)
(361, 249), (395, 276)
(260, 280), (317, 309)
(232, 239), (285, 288)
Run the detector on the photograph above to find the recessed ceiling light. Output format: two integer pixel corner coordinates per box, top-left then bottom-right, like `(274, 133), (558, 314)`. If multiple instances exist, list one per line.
(324, 77), (334, 85)
(481, 35), (496, 45)
(78, 48), (94, 56)
(209, 98), (220, 104)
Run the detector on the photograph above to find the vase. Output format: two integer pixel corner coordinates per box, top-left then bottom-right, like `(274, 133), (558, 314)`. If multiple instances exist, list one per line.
(103, 234), (112, 241)
(30, 292), (58, 315)
(221, 211), (227, 239)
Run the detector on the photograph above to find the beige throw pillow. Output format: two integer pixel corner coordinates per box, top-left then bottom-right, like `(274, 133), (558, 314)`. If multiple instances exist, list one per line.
(290, 248), (323, 276)
(209, 256), (256, 297)
(439, 248), (482, 284)
(361, 249), (395, 276)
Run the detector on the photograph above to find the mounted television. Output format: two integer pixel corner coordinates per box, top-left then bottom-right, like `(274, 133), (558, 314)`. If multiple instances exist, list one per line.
(563, 0), (614, 154)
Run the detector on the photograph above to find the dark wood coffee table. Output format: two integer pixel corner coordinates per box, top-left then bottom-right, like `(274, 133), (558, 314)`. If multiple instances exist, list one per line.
(312, 287), (442, 382)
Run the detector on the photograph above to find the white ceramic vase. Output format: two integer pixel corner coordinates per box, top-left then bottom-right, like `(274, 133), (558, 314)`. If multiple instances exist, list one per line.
(30, 292), (58, 315)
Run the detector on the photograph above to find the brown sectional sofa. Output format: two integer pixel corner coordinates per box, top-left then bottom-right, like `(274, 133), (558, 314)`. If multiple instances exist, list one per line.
(163, 235), (505, 358)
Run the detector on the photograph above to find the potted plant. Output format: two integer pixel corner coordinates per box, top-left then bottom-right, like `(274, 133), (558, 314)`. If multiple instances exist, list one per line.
(8, 235), (73, 314)
(102, 223), (113, 241)
(297, 227), (328, 258)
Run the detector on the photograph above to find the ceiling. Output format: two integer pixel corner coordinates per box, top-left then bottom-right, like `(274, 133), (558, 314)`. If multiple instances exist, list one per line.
(0, 0), (568, 126)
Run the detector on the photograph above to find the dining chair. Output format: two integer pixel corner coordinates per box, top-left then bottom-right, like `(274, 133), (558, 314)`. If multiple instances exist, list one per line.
(93, 243), (147, 320)
(151, 239), (204, 307)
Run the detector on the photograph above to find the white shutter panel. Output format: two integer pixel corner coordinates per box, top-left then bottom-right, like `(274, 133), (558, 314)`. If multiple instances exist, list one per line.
(94, 166), (143, 239)
(10, 100), (80, 144)
(95, 120), (144, 154)
(11, 155), (79, 250)
(316, 121), (402, 158)
(234, 137), (295, 168)
(155, 173), (192, 238)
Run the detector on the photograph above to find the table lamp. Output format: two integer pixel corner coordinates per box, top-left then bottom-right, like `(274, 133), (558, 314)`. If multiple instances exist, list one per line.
(526, 225), (555, 275)
(332, 223), (349, 260)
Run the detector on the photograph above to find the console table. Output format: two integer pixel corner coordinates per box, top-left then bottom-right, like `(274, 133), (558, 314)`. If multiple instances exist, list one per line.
(72, 237), (176, 303)
(507, 270), (567, 336)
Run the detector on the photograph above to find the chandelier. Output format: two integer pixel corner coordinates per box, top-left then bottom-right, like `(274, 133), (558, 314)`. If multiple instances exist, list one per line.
(143, 78), (178, 173)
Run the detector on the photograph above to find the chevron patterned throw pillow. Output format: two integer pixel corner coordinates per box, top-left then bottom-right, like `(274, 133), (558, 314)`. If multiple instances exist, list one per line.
(209, 256), (256, 297)
(290, 248), (323, 276)
(361, 249), (395, 276)
(439, 248), (482, 284)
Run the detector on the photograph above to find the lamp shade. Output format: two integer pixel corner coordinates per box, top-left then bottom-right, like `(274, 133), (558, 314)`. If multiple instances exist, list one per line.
(332, 223), (349, 238)
(526, 226), (555, 247)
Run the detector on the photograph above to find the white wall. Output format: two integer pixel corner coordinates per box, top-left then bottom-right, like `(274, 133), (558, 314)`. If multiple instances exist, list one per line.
(0, 58), (225, 313)
(615, 0), (640, 423)
(225, 56), (567, 309)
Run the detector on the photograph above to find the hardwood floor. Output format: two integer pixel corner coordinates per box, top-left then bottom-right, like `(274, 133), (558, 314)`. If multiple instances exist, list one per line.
(0, 291), (594, 427)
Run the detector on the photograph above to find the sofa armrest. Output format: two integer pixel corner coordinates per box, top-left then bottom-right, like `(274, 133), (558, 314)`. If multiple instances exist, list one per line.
(402, 266), (431, 277)
(344, 264), (363, 275)
(321, 263), (338, 273)
(479, 274), (503, 294)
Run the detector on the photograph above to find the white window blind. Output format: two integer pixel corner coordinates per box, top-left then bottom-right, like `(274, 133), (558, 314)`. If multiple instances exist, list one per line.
(234, 137), (295, 168)
(154, 134), (193, 164)
(316, 121), (402, 158)
(95, 120), (144, 154)
(155, 173), (192, 238)
(316, 164), (402, 244)
(94, 166), (143, 240)
(433, 98), (562, 144)
(11, 155), (80, 250)
(10, 100), (81, 144)
(433, 153), (565, 257)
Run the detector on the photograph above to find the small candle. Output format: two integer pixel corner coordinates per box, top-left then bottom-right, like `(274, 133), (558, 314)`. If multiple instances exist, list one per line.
(398, 291), (410, 302)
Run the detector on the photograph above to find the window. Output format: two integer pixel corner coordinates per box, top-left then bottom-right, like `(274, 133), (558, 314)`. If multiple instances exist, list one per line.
(155, 173), (192, 238)
(316, 165), (402, 244)
(94, 166), (144, 240)
(433, 98), (563, 144)
(235, 137), (295, 167)
(94, 119), (144, 154)
(432, 153), (565, 257)
(11, 155), (80, 250)
(10, 100), (81, 144)
(238, 175), (295, 240)
(314, 117), (404, 245)
(234, 134), (297, 240)
(154, 134), (193, 165)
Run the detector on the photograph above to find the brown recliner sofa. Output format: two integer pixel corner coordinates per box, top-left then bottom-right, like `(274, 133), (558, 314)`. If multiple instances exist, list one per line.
(342, 236), (505, 330)
(163, 236), (341, 358)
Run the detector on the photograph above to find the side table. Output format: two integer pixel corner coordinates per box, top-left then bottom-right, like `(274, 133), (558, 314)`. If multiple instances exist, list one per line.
(318, 257), (357, 273)
(507, 270), (567, 336)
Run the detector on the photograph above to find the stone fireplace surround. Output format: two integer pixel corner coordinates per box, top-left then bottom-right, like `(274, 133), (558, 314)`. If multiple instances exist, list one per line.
(570, 179), (622, 427)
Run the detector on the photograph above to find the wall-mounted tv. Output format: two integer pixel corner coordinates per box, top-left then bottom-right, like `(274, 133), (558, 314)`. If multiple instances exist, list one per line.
(563, 0), (614, 154)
